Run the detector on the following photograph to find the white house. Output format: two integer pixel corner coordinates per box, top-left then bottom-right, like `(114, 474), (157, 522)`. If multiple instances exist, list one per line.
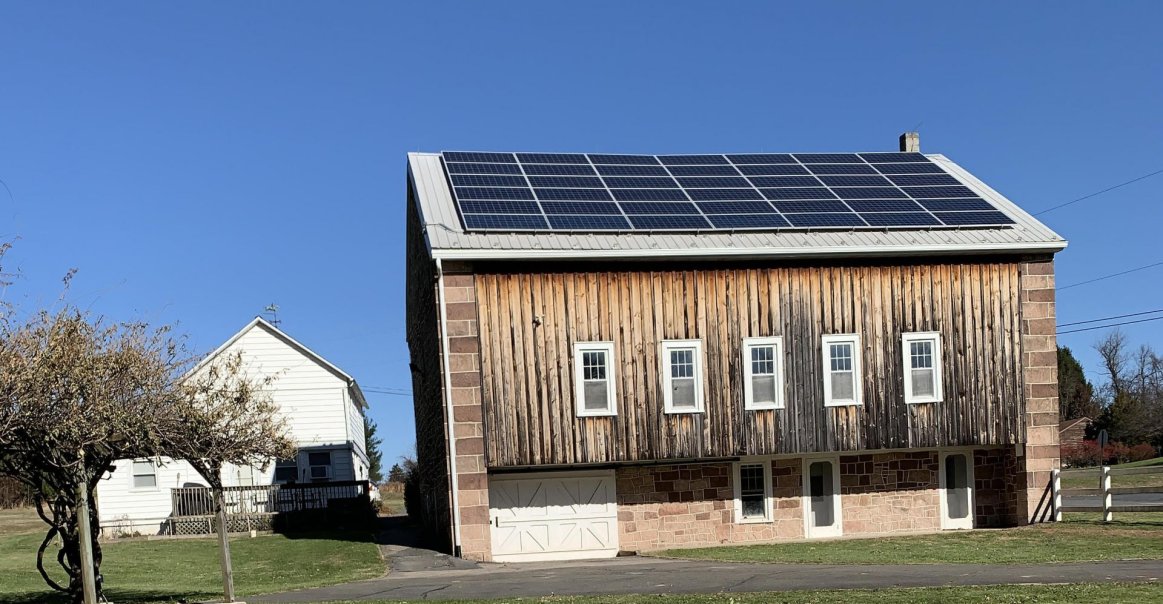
(95, 317), (370, 537)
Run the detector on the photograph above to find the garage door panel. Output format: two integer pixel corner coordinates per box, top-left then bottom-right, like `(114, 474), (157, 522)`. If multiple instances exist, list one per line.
(490, 471), (618, 561)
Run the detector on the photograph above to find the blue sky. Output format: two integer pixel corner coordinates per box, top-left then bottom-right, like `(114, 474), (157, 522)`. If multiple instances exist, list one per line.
(1, 2), (1160, 463)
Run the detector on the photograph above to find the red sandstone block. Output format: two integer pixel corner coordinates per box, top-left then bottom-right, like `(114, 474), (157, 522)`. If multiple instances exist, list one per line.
(458, 472), (487, 490)
(453, 404), (482, 422)
(450, 371), (480, 388)
(444, 274), (475, 289)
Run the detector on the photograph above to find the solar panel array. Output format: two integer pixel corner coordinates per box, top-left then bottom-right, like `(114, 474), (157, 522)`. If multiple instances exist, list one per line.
(441, 152), (1016, 233)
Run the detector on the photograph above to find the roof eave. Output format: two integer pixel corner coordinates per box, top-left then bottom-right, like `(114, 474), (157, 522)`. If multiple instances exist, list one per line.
(429, 239), (1067, 262)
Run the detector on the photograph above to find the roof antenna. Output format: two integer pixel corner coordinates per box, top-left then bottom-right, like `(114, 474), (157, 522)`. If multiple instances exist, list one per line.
(263, 303), (282, 327)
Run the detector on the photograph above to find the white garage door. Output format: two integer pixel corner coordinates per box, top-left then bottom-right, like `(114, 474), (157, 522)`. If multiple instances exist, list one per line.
(488, 470), (618, 562)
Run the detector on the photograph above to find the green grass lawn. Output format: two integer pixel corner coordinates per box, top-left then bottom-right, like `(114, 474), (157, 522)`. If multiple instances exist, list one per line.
(0, 507), (385, 603)
(331, 583), (1163, 604)
(1061, 457), (1163, 489)
(379, 490), (406, 515)
(655, 516), (1163, 565)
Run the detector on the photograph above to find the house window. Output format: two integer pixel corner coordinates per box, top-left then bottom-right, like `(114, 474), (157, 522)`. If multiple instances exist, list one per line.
(274, 457), (299, 483)
(822, 334), (862, 407)
(743, 337), (784, 410)
(308, 452), (332, 482)
(573, 342), (616, 417)
(733, 460), (772, 523)
(661, 340), (704, 413)
(131, 460), (157, 490)
(903, 332), (943, 404)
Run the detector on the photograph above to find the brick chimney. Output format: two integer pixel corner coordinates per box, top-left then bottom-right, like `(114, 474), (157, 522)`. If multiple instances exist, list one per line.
(899, 132), (921, 153)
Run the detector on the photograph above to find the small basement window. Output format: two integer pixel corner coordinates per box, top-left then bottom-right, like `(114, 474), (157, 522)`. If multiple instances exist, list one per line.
(743, 337), (784, 410)
(573, 342), (617, 417)
(131, 460), (157, 490)
(662, 340), (704, 414)
(903, 332), (943, 404)
(822, 334), (862, 407)
(734, 460), (772, 523)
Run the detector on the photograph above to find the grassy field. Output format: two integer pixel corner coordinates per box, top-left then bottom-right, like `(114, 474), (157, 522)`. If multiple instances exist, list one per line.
(379, 489), (406, 515)
(656, 515), (1163, 564)
(1060, 457), (1163, 489)
(0, 507), (384, 603)
(331, 583), (1163, 604)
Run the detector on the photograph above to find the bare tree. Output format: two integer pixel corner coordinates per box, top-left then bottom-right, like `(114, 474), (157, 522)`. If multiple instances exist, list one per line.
(1096, 330), (1129, 398)
(160, 351), (295, 602)
(0, 309), (183, 602)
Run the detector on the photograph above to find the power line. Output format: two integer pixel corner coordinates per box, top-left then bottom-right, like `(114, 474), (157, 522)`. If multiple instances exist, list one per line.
(362, 386), (413, 397)
(1058, 260), (1163, 291)
(1033, 167), (1163, 216)
(1058, 315), (1163, 335)
(1058, 308), (1163, 328)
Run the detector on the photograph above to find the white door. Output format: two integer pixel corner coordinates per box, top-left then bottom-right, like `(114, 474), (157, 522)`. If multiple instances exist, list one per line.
(940, 451), (975, 530)
(802, 456), (842, 538)
(488, 470), (619, 562)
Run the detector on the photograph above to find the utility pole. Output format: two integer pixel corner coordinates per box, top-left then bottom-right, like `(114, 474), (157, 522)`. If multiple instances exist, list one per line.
(75, 454), (98, 604)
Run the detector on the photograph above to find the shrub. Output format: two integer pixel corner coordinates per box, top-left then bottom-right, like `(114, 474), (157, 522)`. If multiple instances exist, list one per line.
(1129, 443), (1157, 462)
(1104, 442), (1132, 465)
(1062, 440), (1102, 467)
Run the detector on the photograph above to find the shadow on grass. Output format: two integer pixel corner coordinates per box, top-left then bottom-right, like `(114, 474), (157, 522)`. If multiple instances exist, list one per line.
(1, 589), (215, 604)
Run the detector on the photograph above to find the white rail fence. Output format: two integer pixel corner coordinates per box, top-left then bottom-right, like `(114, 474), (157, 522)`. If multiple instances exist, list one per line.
(1057, 464), (1163, 521)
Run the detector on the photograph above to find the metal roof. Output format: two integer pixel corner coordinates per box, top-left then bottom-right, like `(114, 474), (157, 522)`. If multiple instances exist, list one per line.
(407, 152), (1066, 261)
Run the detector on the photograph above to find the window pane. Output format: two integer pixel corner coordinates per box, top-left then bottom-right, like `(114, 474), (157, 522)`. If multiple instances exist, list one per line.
(912, 368), (935, 397)
(752, 375), (776, 404)
(582, 350), (607, 380)
(829, 343), (852, 371)
(809, 461), (834, 527)
(132, 461), (154, 476)
(672, 377), (696, 408)
(740, 464), (766, 519)
(750, 345), (775, 375)
(945, 454), (969, 519)
(133, 474), (157, 488)
(670, 349), (694, 378)
(584, 380), (609, 410)
(308, 452), (331, 466)
(910, 340), (933, 369)
(831, 371), (854, 401)
(275, 466), (298, 482)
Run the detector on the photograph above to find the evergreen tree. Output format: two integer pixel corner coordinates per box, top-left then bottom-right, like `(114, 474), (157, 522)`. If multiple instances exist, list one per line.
(388, 463), (405, 483)
(1058, 346), (1098, 420)
(364, 417), (384, 483)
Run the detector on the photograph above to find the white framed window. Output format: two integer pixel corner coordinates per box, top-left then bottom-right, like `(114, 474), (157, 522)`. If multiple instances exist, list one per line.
(822, 334), (862, 407)
(573, 341), (617, 417)
(902, 332), (943, 404)
(743, 337), (785, 410)
(661, 340), (704, 414)
(131, 460), (157, 490)
(733, 459), (773, 523)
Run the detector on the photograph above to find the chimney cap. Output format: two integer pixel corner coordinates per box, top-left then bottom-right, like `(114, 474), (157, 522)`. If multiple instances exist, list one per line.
(899, 132), (921, 153)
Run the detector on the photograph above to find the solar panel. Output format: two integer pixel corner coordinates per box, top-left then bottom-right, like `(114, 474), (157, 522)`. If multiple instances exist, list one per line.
(441, 151), (1017, 232)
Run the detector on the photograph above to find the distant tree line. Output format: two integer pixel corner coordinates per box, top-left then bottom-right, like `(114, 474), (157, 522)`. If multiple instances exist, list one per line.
(1059, 330), (1163, 452)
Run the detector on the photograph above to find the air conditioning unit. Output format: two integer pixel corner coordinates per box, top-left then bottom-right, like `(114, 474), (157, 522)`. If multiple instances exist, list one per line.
(309, 465), (331, 481)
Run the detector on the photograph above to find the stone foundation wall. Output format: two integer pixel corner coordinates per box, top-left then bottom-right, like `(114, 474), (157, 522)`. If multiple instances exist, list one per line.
(974, 447), (1022, 528)
(838, 451), (941, 534)
(615, 448), (1018, 552)
(616, 460), (803, 551)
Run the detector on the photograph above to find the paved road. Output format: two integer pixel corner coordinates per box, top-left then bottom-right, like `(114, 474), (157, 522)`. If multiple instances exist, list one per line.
(254, 556), (1163, 602)
(1063, 493), (1163, 508)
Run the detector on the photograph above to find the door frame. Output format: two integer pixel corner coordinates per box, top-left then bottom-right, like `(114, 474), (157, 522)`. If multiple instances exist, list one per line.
(938, 450), (976, 530)
(801, 455), (842, 538)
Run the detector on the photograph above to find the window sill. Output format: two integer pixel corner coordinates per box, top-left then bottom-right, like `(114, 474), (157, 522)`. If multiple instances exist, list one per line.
(745, 404), (785, 411)
(905, 398), (942, 405)
(735, 516), (773, 525)
(664, 409), (705, 415)
(577, 411), (618, 418)
(824, 401), (862, 408)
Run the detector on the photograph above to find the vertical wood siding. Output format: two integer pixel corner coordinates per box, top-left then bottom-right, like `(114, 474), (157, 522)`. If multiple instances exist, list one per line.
(475, 262), (1025, 468)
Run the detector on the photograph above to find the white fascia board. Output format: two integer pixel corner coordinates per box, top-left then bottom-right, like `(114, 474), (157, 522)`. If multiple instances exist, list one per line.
(428, 239), (1067, 262)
